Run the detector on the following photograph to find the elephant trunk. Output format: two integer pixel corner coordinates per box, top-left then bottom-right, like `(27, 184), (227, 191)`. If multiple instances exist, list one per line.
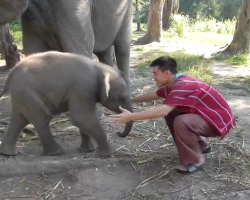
(116, 104), (133, 137)
(0, 43), (20, 71)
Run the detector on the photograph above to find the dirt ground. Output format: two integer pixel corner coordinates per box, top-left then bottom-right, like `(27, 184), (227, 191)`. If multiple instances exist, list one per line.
(0, 42), (250, 200)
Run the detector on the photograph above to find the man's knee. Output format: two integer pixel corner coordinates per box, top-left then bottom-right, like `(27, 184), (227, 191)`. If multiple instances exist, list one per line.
(173, 114), (191, 131)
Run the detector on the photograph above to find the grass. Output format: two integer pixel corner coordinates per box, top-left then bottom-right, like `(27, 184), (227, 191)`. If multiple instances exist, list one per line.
(224, 54), (250, 66)
(131, 45), (214, 84)
(231, 76), (250, 88)
(221, 82), (244, 90)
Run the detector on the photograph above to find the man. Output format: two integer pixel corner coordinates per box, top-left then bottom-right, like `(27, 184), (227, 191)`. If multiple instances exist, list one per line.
(110, 56), (236, 174)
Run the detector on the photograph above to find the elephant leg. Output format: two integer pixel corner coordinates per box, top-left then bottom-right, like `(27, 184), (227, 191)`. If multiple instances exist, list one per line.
(21, 17), (50, 54)
(54, 2), (94, 58)
(95, 46), (114, 67)
(72, 115), (112, 158)
(0, 109), (29, 156)
(114, 43), (131, 94)
(31, 121), (63, 156)
(21, 96), (63, 156)
(69, 101), (112, 158)
(78, 131), (96, 153)
(114, 9), (132, 94)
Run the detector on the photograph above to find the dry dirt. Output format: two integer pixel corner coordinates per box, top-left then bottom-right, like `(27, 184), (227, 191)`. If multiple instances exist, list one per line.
(0, 42), (250, 200)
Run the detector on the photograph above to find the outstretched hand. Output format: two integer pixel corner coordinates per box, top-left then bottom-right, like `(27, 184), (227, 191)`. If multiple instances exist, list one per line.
(109, 106), (133, 124)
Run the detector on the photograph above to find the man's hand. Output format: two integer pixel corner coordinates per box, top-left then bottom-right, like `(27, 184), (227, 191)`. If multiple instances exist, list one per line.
(110, 105), (176, 124)
(109, 106), (133, 124)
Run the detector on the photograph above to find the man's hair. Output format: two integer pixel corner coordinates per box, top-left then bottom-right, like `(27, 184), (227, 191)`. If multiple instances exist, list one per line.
(149, 56), (177, 74)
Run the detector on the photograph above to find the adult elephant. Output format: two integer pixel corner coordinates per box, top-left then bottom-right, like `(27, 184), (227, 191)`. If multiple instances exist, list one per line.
(21, 0), (132, 89)
(0, 0), (28, 25)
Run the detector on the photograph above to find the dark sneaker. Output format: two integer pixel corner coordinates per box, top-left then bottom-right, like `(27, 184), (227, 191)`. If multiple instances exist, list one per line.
(202, 146), (211, 154)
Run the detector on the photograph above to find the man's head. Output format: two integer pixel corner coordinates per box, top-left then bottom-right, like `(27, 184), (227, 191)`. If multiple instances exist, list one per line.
(149, 56), (177, 88)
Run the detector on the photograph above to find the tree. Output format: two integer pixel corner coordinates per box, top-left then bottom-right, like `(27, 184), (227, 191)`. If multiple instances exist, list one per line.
(135, 0), (142, 31)
(162, 0), (179, 31)
(179, 0), (242, 21)
(222, 0), (250, 55)
(135, 0), (165, 45)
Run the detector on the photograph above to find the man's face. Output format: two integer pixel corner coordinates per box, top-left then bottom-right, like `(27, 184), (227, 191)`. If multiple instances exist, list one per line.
(152, 66), (170, 88)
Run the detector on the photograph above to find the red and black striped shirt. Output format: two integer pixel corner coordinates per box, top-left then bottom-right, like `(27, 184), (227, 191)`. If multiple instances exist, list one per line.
(156, 75), (236, 139)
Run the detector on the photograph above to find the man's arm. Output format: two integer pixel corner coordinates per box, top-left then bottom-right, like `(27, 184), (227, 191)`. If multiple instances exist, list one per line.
(131, 91), (161, 102)
(130, 105), (176, 121)
(109, 105), (176, 123)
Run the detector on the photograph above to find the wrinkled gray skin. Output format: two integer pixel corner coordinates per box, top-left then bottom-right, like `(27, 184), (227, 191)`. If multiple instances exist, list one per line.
(0, 0), (131, 83)
(0, 24), (20, 71)
(23, 0), (132, 119)
(0, 0), (28, 25)
(0, 51), (133, 157)
(21, 0), (132, 89)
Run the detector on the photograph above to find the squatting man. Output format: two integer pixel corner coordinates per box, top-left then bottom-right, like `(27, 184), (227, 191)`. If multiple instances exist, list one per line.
(110, 56), (236, 174)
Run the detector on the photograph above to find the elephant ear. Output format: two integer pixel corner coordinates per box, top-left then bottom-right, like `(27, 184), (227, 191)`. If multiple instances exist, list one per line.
(99, 71), (110, 104)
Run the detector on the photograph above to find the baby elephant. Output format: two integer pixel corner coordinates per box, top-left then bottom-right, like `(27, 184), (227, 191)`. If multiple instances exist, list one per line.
(0, 51), (133, 157)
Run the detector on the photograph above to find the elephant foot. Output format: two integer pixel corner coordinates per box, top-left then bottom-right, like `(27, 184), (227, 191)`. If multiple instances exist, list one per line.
(79, 141), (96, 153)
(42, 144), (64, 156)
(97, 145), (112, 158)
(0, 145), (18, 156)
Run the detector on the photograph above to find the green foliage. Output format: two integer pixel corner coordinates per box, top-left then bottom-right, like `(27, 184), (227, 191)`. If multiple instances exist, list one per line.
(152, 13), (236, 46)
(9, 19), (21, 26)
(166, 13), (236, 36)
(222, 54), (250, 66)
(169, 14), (189, 37)
(8, 19), (22, 49)
(132, 0), (150, 23)
(179, 0), (242, 20)
(133, 0), (241, 24)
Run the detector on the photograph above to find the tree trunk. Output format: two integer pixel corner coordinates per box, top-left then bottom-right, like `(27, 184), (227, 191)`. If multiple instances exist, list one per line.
(135, 0), (165, 45)
(162, 0), (179, 31)
(172, 0), (179, 14)
(223, 0), (250, 54)
(135, 0), (142, 31)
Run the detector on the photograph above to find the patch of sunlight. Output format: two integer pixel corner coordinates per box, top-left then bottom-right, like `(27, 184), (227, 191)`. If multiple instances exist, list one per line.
(162, 31), (232, 46)
(212, 63), (250, 78)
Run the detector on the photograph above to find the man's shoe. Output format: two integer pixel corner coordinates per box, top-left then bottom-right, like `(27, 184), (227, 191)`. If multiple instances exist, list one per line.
(202, 146), (211, 154)
(176, 163), (205, 175)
